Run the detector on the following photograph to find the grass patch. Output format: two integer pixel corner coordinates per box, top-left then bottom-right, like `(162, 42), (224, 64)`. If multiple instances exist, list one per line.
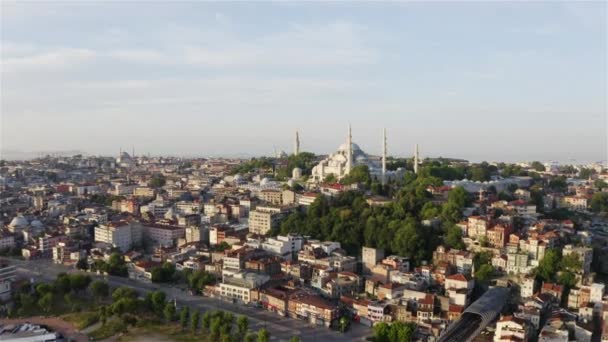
(62, 311), (100, 330)
(119, 321), (203, 342)
(89, 318), (127, 341)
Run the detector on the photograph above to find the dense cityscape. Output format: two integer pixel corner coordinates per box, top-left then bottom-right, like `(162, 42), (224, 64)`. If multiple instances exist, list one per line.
(0, 128), (607, 342)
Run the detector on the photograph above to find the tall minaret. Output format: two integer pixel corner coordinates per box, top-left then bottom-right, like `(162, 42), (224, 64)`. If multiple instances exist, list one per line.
(414, 144), (420, 174)
(294, 131), (300, 156)
(382, 128), (387, 185)
(346, 124), (353, 173)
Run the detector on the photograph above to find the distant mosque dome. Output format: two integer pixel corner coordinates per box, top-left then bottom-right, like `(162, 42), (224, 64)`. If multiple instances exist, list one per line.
(260, 177), (271, 186)
(287, 179), (296, 187)
(117, 152), (132, 163)
(337, 142), (362, 153)
(117, 152), (135, 168)
(9, 216), (28, 228)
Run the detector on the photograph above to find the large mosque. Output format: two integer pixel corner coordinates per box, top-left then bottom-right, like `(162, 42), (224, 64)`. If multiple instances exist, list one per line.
(310, 126), (407, 183)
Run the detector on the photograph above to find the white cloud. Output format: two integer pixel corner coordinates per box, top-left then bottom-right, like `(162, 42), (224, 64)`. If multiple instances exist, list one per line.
(2, 47), (96, 72)
(107, 20), (378, 68)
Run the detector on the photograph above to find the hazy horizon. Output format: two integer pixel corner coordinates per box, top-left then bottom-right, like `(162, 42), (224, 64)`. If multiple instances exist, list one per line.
(2, 2), (606, 163)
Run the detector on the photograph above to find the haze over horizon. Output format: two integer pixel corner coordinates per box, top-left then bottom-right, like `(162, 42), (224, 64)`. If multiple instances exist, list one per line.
(1, 2), (606, 163)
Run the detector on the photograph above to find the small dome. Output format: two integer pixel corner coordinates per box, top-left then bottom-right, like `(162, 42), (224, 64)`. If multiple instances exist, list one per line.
(9, 216), (28, 228)
(287, 179), (296, 187)
(260, 178), (270, 186)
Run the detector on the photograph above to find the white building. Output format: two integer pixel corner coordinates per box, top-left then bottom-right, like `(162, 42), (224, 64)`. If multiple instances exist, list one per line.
(260, 234), (304, 260)
(94, 221), (142, 252)
(590, 283), (605, 303)
(521, 277), (536, 298)
(143, 224), (185, 247)
(494, 316), (530, 342)
(219, 272), (270, 304)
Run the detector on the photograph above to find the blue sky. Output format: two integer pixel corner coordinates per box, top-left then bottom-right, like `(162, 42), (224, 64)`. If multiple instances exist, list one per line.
(1, 1), (606, 162)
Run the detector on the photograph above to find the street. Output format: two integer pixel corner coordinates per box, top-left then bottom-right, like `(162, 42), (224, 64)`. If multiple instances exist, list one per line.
(8, 259), (371, 342)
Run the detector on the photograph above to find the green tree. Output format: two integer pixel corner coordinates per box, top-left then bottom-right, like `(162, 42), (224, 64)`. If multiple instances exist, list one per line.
(237, 315), (249, 337)
(594, 179), (607, 190)
(190, 310), (200, 334)
(112, 287), (137, 302)
(373, 322), (391, 342)
(324, 173), (337, 183)
(201, 311), (212, 332)
(444, 224), (465, 250)
(590, 192), (608, 213)
(531, 161), (546, 172)
(149, 173), (166, 188)
(420, 202), (440, 220)
(54, 273), (72, 293)
(38, 292), (54, 313)
(473, 251), (493, 270)
(36, 283), (54, 296)
(180, 307), (190, 329)
(447, 186), (468, 208)
(257, 328), (270, 342)
(150, 291), (167, 315)
(107, 253), (128, 277)
(558, 271), (577, 288)
(99, 305), (108, 326)
(163, 303), (176, 322)
(475, 264), (495, 282)
(339, 316), (349, 333)
(560, 253), (582, 272)
(536, 249), (561, 283)
(578, 168), (596, 179)
(68, 274), (91, 293)
(341, 165), (371, 185)
(151, 262), (177, 283)
(90, 280), (109, 300)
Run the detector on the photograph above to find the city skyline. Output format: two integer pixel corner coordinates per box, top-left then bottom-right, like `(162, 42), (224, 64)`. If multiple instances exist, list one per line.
(1, 1), (606, 162)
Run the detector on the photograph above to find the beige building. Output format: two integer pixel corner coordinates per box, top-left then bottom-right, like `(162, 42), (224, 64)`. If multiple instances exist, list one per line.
(249, 209), (282, 235)
(259, 190), (283, 205)
(362, 247), (384, 274)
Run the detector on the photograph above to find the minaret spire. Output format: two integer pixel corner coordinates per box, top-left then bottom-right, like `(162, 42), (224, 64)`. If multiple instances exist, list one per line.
(382, 128), (387, 185)
(294, 131), (300, 156)
(346, 124), (353, 173)
(414, 144), (420, 174)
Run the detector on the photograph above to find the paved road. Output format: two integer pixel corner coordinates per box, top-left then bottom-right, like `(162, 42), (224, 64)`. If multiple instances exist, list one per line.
(9, 259), (371, 342)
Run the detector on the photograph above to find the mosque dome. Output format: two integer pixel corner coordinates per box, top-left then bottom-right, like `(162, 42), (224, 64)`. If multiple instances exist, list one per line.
(287, 179), (296, 187)
(260, 177), (271, 186)
(9, 216), (28, 228)
(337, 142), (362, 153)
